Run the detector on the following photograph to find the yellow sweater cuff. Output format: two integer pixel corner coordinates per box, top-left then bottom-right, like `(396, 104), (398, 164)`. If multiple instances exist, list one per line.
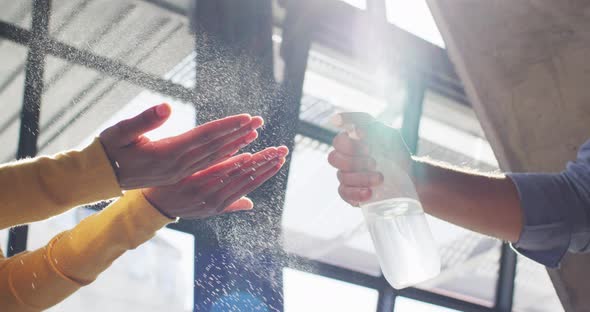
(79, 138), (122, 200)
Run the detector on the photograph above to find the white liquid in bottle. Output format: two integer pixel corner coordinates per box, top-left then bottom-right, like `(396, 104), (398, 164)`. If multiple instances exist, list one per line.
(332, 113), (440, 289)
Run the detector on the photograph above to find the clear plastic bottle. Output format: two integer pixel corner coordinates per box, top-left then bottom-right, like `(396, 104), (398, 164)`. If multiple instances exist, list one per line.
(332, 113), (440, 289)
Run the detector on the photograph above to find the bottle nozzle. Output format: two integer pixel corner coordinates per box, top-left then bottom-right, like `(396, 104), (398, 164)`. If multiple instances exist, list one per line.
(331, 112), (375, 140)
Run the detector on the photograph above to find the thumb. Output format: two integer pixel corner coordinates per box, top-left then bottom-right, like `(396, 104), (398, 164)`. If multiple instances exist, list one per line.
(105, 103), (171, 145)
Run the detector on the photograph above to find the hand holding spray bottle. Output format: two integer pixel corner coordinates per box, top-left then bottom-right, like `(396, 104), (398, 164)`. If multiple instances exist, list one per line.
(332, 112), (440, 289)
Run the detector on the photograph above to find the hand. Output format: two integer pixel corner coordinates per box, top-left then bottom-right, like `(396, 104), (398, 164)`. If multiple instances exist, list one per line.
(142, 146), (289, 219)
(99, 103), (264, 189)
(328, 118), (411, 206)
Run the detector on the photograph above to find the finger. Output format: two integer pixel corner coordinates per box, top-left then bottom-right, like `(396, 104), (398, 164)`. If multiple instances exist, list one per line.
(337, 170), (384, 187)
(196, 151), (284, 202)
(332, 132), (369, 156)
(219, 159), (284, 212)
(192, 153), (253, 180)
(276, 145), (289, 157)
(327, 151), (376, 171)
(338, 185), (372, 203)
(179, 130), (259, 174)
(102, 103), (171, 145)
(223, 197), (254, 212)
(164, 114), (261, 153)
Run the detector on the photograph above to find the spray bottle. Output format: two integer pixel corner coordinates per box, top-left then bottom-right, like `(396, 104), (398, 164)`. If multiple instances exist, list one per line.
(332, 112), (440, 289)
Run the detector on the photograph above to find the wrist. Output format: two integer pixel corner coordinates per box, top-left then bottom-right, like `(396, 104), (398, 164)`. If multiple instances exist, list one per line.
(98, 137), (123, 186)
(140, 189), (176, 220)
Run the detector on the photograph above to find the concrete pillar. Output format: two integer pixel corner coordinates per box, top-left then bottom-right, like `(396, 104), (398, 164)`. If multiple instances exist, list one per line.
(427, 1), (590, 311)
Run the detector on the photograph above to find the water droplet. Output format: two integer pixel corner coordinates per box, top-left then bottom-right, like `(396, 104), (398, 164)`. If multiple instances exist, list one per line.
(19, 259), (23, 265)
(33, 272), (37, 278)
(249, 176), (255, 181)
(31, 282), (35, 289)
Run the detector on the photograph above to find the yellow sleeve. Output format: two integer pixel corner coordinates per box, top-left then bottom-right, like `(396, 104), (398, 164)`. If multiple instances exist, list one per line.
(0, 138), (122, 230)
(0, 190), (174, 311)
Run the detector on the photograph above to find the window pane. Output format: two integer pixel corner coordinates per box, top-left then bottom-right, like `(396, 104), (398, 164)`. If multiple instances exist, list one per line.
(301, 44), (405, 131)
(513, 255), (564, 312)
(0, 0), (31, 29)
(414, 90), (501, 306)
(283, 268), (378, 312)
(49, 0), (194, 75)
(0, 41), (28, 163)
(394, 297), (461, 312)
(385, 0), (444, 47)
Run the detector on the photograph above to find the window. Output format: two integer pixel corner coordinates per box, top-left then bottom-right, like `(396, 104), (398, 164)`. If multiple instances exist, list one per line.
(0, 1), (563, 311)
(385, 0), (444, 47)
(284, 268), (378, 312)
(513, 256), (564, 312)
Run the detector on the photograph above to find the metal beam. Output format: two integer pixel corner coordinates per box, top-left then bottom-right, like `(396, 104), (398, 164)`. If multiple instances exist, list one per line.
(0, 21), (195, 103)
(285, 253), (383, 290)
(376, 282), (396, 312)
(7, 0), (51, 257)
(494, 243), (517, 311)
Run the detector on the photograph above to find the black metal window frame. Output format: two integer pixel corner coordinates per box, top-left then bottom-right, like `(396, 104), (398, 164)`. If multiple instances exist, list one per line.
(0, 0), (517, 311)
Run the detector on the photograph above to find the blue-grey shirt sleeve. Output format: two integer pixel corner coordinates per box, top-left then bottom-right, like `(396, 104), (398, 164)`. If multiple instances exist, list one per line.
(507, 140), (590, 268)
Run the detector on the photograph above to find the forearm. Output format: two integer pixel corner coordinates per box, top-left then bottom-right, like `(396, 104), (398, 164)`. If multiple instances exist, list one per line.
(0, 191), (172, 311)
(0, 139), (121, 229)
(411, 157), (523, 242)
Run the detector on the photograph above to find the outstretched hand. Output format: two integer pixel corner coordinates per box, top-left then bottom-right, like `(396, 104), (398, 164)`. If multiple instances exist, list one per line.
(142, 146), (289, 219)
(99, 103), (264, 189)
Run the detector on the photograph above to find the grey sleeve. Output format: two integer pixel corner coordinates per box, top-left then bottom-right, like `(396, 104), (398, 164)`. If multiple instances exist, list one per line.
(507, 141), (590, 268)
